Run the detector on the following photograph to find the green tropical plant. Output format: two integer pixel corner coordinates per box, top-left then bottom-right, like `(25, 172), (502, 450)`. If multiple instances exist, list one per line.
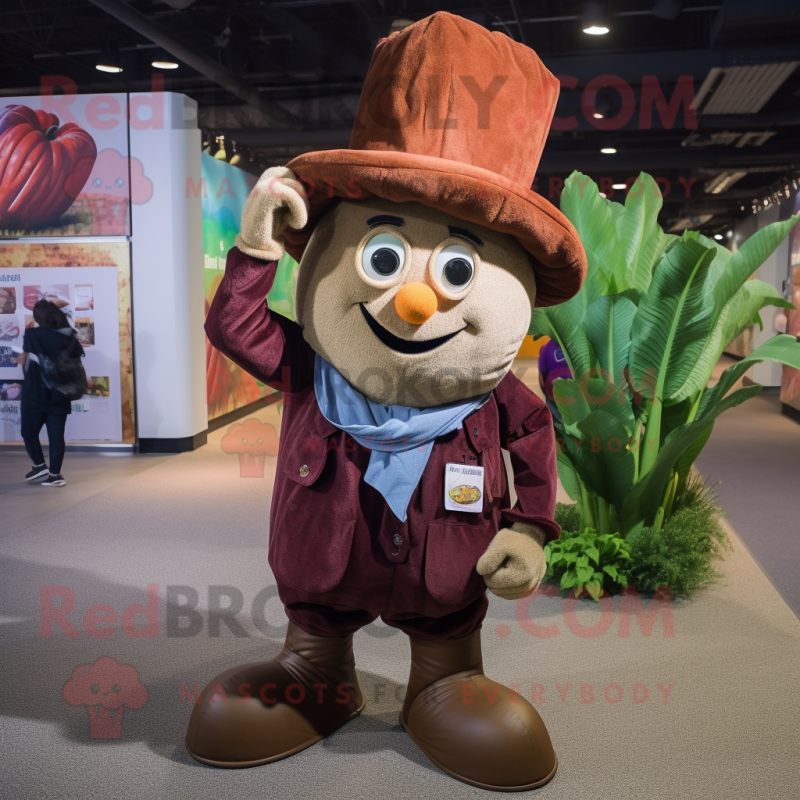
(532, 171), (800, 539)
(544, 528), (631, 600)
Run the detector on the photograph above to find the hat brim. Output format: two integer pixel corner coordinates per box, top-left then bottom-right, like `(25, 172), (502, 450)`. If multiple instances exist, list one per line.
(284, 149), (586, 308)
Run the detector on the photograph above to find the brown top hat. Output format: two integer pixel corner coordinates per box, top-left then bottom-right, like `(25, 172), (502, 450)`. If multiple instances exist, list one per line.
(285, 12), (586, 307)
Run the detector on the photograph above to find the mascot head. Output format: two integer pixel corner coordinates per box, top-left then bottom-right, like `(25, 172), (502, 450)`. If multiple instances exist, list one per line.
(285, 12), (585, 407)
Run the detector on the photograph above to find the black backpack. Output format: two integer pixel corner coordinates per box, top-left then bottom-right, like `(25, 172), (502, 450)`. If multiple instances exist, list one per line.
(38, 353), (88, 401)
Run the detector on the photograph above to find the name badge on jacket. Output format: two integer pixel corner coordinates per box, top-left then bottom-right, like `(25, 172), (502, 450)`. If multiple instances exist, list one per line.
(444, 463), (484, 513)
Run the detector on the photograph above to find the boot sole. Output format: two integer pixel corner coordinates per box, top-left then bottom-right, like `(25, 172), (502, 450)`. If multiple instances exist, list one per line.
(186, 693), (367, 769)
(400, 713), (558, 792)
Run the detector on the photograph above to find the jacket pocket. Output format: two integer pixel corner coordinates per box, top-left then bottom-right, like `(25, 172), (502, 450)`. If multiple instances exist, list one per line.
(270, 501), (356, 595)
(280, 433), (330, 487)
(424, 518), (496, 607)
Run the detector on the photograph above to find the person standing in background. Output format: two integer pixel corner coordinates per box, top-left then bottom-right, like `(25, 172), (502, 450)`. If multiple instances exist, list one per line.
(538, 338), (572, 425)
(16, 300), (85, 487)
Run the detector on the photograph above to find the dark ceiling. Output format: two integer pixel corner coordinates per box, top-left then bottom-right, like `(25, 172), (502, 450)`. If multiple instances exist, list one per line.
(3, 0), (800, 235)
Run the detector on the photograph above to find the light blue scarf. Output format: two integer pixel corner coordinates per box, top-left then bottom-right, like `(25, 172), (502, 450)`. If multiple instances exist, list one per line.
(314, 355), (489, 522)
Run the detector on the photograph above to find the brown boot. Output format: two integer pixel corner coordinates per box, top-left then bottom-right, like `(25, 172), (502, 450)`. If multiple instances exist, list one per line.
(401, 631), (557, 791)
(185, 622), (364, 767)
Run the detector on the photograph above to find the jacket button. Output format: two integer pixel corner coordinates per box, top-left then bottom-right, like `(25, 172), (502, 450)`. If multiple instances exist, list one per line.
(393, 534), (403, 547)
(299, 464), (309, 477)
(473, 426), (479, 435)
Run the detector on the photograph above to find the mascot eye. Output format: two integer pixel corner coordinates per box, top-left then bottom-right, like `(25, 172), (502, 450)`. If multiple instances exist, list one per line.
(114, 177), (125, 188)
(434, 244), (475, 294)
(90, 684), (100, 694)
(93, 178), (102, 187)
(111, 684), (122, 694)
(362, 233), (406, 282)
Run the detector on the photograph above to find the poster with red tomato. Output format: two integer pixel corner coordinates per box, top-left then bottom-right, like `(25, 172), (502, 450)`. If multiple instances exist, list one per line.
(0, 93), (136, 237)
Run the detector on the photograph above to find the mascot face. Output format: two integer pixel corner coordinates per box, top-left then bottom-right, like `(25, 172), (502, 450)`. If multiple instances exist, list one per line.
(296, 198), (537, 407)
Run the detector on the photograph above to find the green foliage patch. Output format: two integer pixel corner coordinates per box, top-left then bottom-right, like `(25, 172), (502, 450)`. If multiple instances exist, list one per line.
(545, 527), (631, 601)
(552, 477), (730, 599)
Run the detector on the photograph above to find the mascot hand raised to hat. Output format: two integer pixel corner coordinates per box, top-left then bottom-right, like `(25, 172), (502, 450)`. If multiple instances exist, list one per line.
(188, 12), (586, 792)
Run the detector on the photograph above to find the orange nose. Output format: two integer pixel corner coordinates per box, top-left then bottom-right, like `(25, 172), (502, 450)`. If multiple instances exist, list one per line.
(394, 283), (438, 325)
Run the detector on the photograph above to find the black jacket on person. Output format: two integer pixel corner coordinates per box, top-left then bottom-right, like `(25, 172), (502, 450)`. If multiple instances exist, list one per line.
(22, 327), (85, 415)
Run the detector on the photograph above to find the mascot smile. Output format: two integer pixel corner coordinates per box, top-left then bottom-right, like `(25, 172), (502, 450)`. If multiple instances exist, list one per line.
(189, 12), (586, 792)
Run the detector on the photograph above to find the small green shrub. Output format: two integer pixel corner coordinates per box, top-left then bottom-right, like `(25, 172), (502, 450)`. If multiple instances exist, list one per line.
(544, 528), (631, 601)
(626, 477), (730, 596)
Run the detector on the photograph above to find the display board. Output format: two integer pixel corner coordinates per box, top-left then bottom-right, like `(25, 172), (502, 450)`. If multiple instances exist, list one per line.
(780, 192), (800, 411)
(0, 92), (135, 237)
(201, 153), (299, 420)
(0, 241), (134, 443)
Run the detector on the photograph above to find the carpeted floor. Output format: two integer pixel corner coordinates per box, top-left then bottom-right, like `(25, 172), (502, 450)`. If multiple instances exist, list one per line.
(1, 395), (799, 800)
(695, 358), (800, 616)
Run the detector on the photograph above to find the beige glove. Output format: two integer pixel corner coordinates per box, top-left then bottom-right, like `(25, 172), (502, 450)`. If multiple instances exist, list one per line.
(476, 522), (548, 600)
(235, 166), (309, 262)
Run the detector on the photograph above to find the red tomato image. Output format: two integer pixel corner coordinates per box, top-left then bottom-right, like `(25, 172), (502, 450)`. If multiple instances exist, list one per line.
(0, 104), (97, 228)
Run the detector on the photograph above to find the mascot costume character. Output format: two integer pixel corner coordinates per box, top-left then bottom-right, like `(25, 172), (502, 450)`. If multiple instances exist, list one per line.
(188, 12), (586, 792)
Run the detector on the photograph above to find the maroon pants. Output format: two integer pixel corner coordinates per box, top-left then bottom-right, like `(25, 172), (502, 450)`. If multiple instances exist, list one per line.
(284, 594), (488, 640)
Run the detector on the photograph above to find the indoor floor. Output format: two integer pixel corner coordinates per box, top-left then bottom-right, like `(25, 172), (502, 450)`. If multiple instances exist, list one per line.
(1, 362), (798, 800)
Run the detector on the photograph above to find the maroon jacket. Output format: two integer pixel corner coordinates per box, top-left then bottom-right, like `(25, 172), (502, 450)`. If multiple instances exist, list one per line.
(205, 248), (560, 622)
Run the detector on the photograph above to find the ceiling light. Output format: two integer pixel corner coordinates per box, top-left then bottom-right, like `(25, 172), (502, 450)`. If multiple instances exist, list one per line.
(152, 59), (179, 69)
(601, 147), (617, 154)
(96, 41), (123, 73)
(612, 182), (626, 190)
(714, 234), (724, 241)
(582, 2), (609, 35)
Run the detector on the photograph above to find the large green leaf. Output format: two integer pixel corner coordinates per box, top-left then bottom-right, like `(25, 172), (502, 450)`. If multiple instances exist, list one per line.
(617, 173), (672, 294)
(708, 218), (796, 313)
(584, 294), (637, 380)
(628, 235), (719, 475)
(669, 280), (792, 405)
(564, 411), (637, 509)
(553, 377), (591, 433)
(554, 374), (635, 436)
(556, 446), (582, 502)
(659, 395), (695, 444)
(721, 280), (792, 343)
(698, 334), (800, 418)
(629, 236), (718, 403)
(561, 172), (626, 290)
(623, 334), (800, 530)
(675, 423), (713, 491)
(622, 385), (762, 531)
(665, 217), (797, 403)
(530, 300), (598, 379)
